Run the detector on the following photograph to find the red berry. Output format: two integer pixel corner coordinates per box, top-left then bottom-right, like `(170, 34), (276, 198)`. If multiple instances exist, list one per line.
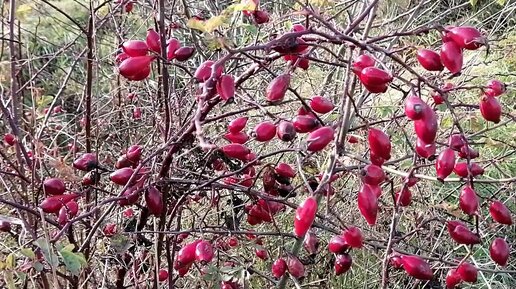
(266, 74), (291, 103)
(328, 235), (349, 254)
(459, 186), (479, 216)
(145, 29), (161, 53)
(343, 226), (363, 248)
(194, 60), (223, 83)
(293, 115), (319, 133)
(489, 201), (512, 225)
(126, 145), (143, 163)
(485, 79), (505, 97)
(448, 26), (485, 50)
(447, 220), (480, 245)
(73, 153), (98, 171)
(440, 41), (463, 74)
(110, 168), (134, 186)
(360, 164), (385, 186)
(368, 128), (391, 160)
(118, 56), (154, 81)
(276, 121), (296, 142)
(286, 256), (305, 278)
(275, 163), (296, 178)
(255, 248), (268, 260)
(43, 178), (66, 195)
(121, 40), (148, 57)
(272, 258), (287, 278)
(217, 75), (236, 101)
(352, 54), (375, 74)
(489, 237), (509, 266)
(176, 240), (202, 269)
(252, 10), (269, 24)
(40, 194), (79, 214)
(309, 96), (334, 114)
(118, 186), (140, 206)
(0, 220), (12, 232)
(400, 255), (433, 280)
(435, 148), (455, 181)
(195, 240), (214, 263)
(228, 117), (248, 133)
(479, 95), (501, 123)
(303, 231), (319, 254)
(448, 134), (465, 151)
(174, 46), (195, 61)
(166, 38), (181, 60)
(453, 162), (484, 178)
(306, 126), (334, 152)
(359, 67), (392, 87)
(334, 253), (352, 275)
(457, 262), (477, 283)
(357, 184), (378, 225)
(103, 223), (117, 236)
(145, 186), (163, 216)
(414, 106), (438, 143)
(404, 96), (429, 120)
(224, 131), (249, 144)
(253, 121), (276, 142)
(221, 144), (250, 161)
(445, 269), (462, 289)
(4, 133), (15, 146)
(293, 196), (317, 237)
(395, 187), (412, 207)
(415, 138), (436, 159)
(158, 269), (168, 282)
(416, 49), (444, 71)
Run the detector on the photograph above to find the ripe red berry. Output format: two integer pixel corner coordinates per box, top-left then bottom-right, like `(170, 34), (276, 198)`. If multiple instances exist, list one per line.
(158, 269), (168, 282)
(276, 121), (296, 142)
(352, 54), (375, 74)
(414, 106), (438, 143)
(119, 186), (140, 206)
(368, 128), (392, 160)
(272, 258), (287, 278)
(440, 41), (463, 74)
(343, 226), (363, 248)
(286, 256), (305, 278)
(447, 220), (480, 245)
(303, 231), (319, 254)
(359, 67), (392, 87)
(334, 253), (352, 275)
(221, 144), (250, 161)
(416, 49), (444, 71)
(293, 196), (317, 237)
(479, 95), (501, 123)
(174, 46), (195, 61)
(224, 131), (249, 144)
(404, 96), (429, 120)
(309, 96), (334, 114)
(395, 187), (412, 207)
(253, 121), (276, 142)
(306, 126), (334, 152)
(252, 10), (269, 24)
(400, 255), (433, 280)
(110, 168), (134, 186)
(118, 56), (154, 81)
(485, 79), (505, 97)
(448, 26), (485, 50)
(103, 223), (117, 236)
(436, 148), (456, 181)
(445, 269), (462, 289)
(0, 220), (12, 232)
(448, 134), (465, 151)
(415, 138), (436, 159)
(489, 237), (509, 266)
(73, 153), (98, 171)
(360, 164), (385, 186)
(275, 163), (296, 178)
(121, 40), (148, 57)
(166, 38), (181, 60)
(217, 75), (236, 101)
(195, 240), (214, 263)
(194, 60), (223, 83)
(357, 184), (378, 225)
(40, 194), (79, 214)
(459, 186), (479, 215)
(328, 235), (349, 254)
(4, 133), (16, 146)
(457, 262), (477, 283)
(145, 186), (163, 216)
(489, 200), (512, 225)
(43, 178), (66, 195)
(176, 240), (202, 269)
(255, 248), (268, 260)
(228, 117), (247, 133)
(145, 29), (161, 53)
(293, 115), (319, 133)
(453, 162), (484, 178)
(266, 74), (291, 103)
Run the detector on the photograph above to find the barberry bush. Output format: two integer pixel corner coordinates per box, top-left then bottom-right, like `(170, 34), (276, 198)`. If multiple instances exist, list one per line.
(0, 0), (515, 288)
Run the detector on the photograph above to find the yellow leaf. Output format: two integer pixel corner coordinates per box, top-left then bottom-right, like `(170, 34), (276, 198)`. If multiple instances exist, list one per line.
(16, 4), (32, 20)
(5, 253), (15, 270)
(234, 0), (257, 12)
(204, 15), (226, 33)
(187, 18), (207, 33)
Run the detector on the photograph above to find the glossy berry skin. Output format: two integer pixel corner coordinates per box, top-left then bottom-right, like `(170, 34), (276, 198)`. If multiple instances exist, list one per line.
(275, 163), (296, 178)
(224, 131), (249, 144)
(435, 148), (456, 181)
(293, 115), (319, 133)
(448, 134), (465, 151)
(445, 269), (462, 289)
(490, 237), (509, 266)
(43, 178), (66, 195)
(458, 145), (479, 159)
(118, 56), (154, 81)
(4, 133), (15, 146)
(457, 262), (477, 283)
(447, 220), (480, 245)
(485, 80), (505, 97)
(352, 54), (375, 74)
(110, 168), (134, 186)
(459, 186), (479, 216)
(166, 38), (181, 60)
(194, 60), (223, 83)
(343, 226), (363, 248)
(174, 46), (195, 61)
(272, 258), (287, 278)
(293, 196), (317, 237)
(145, 29), (161, 53)
(359, 67), (392, 87)
(217, 75), (236, 101)
(255, 248), (268, 260)
(253, 121), (277, 142)
(310, 96), (334, 114)
(276, 121), (296, 142)
(479, 95), (501, 123)
(400, 255), (433, 280)
(416, 49), (444, 71)
(395, 187), (412, 207)
(357, 184), (378, 225)
(221, 144), (250, 161)
(145, 186), (163, 216)
(489, 201), (512, 225)
(158, 269), (168, 282)
(126, 145), (143, 163)
(360, 165), (385, 186)
(228, 117), (248, 133)
(287, 256), (305, 278)
(39, 194), (79, 214)
(334, 253), (352, 275)
(73, 153), (98, 171)
(306, 126), (334, 152)
(453, 162), (484, 178)
(368, 128), (391, 160)
(121, 40), (148, 57)
(176, 240), (202, 269)
(266, 74), (291, 103)
(404, 96), (428, 121)
(195, 240), (214, 263)
(440, 41), (463, 74)
(414, 106), (438, 144)
(449, 26), (485, 50)
(328, 235), (349, 254)
(415, 138), (436, 159)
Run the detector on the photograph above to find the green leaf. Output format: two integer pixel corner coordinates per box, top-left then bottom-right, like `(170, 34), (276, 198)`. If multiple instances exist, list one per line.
(470, 0), (478, 7)
(33, 262), (44, 272)
(20, 248), (35, 259)
(109, 233), (132, 254)
(4, 271), (16, 289)
(5, 253), (15, 269)
(34, 238), (59, 268)
(497, 0), (507, 5)
(59, 249), (86, 276)
(36, 95), (53, 109)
